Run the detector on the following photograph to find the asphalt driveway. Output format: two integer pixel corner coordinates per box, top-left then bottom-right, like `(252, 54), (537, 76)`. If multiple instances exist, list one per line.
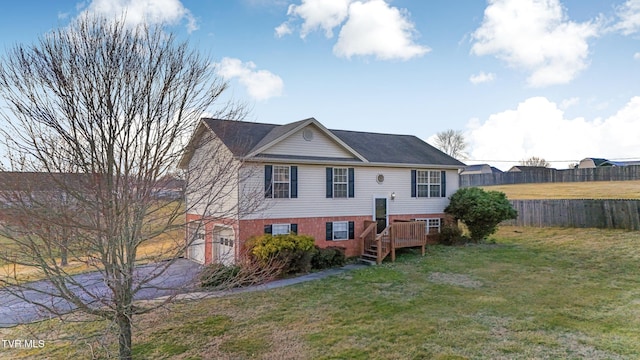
(0, 258), (202, 327)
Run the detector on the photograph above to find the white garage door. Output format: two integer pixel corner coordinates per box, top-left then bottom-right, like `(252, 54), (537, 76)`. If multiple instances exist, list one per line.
(188, 223), (205, 264)
(214, 226), (235, 266)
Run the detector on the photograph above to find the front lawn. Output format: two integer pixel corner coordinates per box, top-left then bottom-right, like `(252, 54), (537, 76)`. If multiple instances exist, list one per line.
(3, 226), (640, 359)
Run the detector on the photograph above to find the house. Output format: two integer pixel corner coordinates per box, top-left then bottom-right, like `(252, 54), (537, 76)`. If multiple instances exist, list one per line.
(459, 164), (503, 175)
(578, 157), (640, 168)
(507, 165), (551, 172)
(178, 118), (465, 265)
(151, 175), (185, 200)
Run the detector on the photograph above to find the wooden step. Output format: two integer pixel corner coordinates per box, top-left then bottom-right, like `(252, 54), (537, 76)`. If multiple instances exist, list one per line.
(359, 257), (376, 266)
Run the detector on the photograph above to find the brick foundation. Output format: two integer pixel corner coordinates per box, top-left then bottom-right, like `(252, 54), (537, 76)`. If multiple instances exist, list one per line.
(239, 213), (446, 258)
(186, 213), (448, 263)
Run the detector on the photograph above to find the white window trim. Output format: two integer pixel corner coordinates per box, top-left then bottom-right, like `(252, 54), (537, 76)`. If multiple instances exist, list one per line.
(272, 165), (291, 199)
(414, 218), (441, 234)
(416, 170), (441, 198)
(332, 221), (349, 241)
(333, 167), (348, 198)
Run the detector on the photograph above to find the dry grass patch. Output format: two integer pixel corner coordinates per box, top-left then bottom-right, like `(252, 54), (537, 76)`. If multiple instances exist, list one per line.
(481, 180), (640, 199)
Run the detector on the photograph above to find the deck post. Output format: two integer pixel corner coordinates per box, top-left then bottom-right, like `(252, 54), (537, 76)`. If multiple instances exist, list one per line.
(390, 224), (396, 262)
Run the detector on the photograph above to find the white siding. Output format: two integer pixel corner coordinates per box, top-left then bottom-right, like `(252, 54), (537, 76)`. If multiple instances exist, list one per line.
(262, 124), (356, 159)
(240, 164), (459, 220)
(186, 134), (240, 218)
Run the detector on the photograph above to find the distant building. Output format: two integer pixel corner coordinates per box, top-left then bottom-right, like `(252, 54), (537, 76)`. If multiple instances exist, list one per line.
(507, 166), (551, 172)
(459, 164), (503, 175)
(578, 158), (610, 168)
(578, 157), (640, 168)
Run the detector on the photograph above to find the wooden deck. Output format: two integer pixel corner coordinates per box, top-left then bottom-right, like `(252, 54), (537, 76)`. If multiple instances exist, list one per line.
(360, 220), (439, 264)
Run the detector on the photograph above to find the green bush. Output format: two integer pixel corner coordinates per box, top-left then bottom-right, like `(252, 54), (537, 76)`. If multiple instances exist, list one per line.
(200, 263), (241, 288)
(248, 233), (315, 274)
(445, 187), (517, 242)
(311, 246), (346, 269)
(437, 223), (466, 246)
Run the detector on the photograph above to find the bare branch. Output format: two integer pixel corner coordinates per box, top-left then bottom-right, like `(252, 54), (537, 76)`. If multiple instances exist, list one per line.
(0, 14), (256, 359)
(433, 129), (468, 160)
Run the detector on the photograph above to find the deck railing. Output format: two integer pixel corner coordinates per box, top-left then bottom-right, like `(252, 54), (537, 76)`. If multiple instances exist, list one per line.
(361, 221), (438, 264)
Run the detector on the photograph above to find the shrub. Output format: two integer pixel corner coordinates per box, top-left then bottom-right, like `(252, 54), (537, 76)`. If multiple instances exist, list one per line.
(248, 233), (315, 274)
(438, 223), (465, 246)
(311, 246), (346, 269)
(200, 258), (284, 289)
(200, 263), (241, 288)
(445, 187), (517, 242)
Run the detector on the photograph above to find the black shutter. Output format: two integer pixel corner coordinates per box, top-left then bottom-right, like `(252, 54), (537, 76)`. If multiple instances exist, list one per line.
(290, 166), (298, 198)
(348, 221), (355, 239)
(291, 223), (298, 235)
(348, 168), (355, 198)
(326, 168), (333, 198)
(326, 222), (333, 240)
(441, 171), (446, 197)
(264, 225), (272, 234)
(264, 165), (273, 198)
(411, 170), (417, 197)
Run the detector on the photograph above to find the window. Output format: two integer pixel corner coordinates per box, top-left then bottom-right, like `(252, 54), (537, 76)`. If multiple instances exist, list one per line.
(264, 223), (298, 235)
(326, 221), (354, 241)
(273, 165), (290, 198)
(415, 218), (441, 234)
(333, 168), (348, 198)
(326, 167), (354, 198)
(413, 170), (443, 198)
(265, 165), (297, 199)
(332, 221), (348, 240)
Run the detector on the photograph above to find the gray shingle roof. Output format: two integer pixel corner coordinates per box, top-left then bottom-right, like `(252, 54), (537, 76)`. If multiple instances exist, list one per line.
(201, 118), (465, 167)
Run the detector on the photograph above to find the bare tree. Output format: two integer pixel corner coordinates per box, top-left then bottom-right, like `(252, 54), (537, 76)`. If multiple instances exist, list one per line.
(520, 156), (550, 167)
(433, 129), (468, 160)
(0, 15), (260, 359)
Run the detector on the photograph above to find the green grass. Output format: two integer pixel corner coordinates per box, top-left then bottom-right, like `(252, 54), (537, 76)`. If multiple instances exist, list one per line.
(2, 226), (640, 359)
(481, 180), (640, 199)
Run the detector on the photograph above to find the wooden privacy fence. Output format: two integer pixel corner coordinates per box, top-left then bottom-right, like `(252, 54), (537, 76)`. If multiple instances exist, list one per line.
(461, 165), (640, 187)
(504, 199), (640, 230)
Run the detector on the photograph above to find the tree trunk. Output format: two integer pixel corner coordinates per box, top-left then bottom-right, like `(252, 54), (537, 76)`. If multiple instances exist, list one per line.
(60, 241), (68, 266)
(117, 312), (133, 360)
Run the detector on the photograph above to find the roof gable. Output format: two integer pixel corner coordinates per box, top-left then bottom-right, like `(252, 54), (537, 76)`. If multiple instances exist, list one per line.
(245, 118), (367, 162)
(259, 122), (359, 160)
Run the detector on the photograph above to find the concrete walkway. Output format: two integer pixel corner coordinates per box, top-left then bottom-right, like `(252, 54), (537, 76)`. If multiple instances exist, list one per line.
(156, 263), (367, 302)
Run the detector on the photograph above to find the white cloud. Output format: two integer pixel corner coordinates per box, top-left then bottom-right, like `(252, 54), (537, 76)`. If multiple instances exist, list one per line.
(278, 0), (428, 61)
(333, 0), (429, 60)
(275, 22), (293, 37)
(634, 52), (640, 60)
(560, 97), (580, 109)
(469, 71), (496, 84)
(471, 0), (599, 87)
(285, 0), (351, 38)
(614, 0), (640, 35)
(467, 97), (640, 170)
(215, 58), (284, 101)
(82, 0), (198, 32)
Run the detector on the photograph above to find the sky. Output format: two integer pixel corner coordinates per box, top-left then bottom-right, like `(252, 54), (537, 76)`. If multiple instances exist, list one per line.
(0, 0), (639, 170)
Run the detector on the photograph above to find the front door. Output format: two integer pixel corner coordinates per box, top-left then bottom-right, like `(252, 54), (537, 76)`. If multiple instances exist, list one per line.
(374, 197), (387, 234)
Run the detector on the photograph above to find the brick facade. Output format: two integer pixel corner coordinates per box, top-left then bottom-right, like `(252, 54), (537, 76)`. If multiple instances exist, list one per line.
(186, 213), (446, 263)
(239, 213), (445, 258)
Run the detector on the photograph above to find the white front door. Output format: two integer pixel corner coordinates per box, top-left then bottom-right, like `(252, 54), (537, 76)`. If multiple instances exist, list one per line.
(374, 197), (388, 234)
